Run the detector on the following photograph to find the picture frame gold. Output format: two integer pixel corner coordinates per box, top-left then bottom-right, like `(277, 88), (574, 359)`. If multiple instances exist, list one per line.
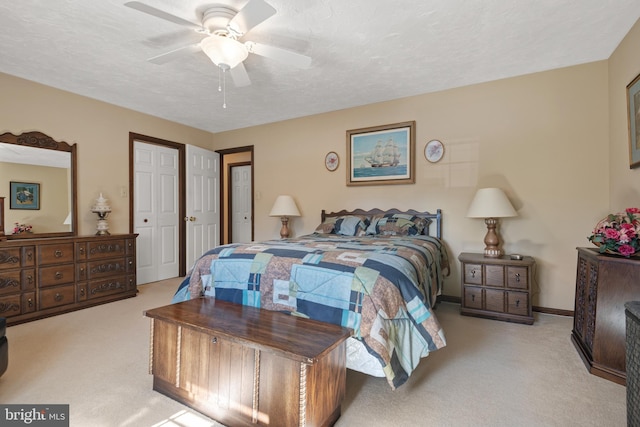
(627, 72), (640, 169)
(346, 121), (415, 186)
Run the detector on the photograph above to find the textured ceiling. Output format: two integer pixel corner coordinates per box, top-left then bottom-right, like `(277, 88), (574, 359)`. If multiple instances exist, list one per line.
(0, 0), (638, 133)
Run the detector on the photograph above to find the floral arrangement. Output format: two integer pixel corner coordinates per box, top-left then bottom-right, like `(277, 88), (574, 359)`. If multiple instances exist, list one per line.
(588, 208), (640, 257)
(13, 223), (33, 234)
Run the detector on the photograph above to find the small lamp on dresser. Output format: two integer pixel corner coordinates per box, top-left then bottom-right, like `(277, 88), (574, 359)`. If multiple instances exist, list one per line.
(466, 187), (517, 257)
(269, 195), (300, 239)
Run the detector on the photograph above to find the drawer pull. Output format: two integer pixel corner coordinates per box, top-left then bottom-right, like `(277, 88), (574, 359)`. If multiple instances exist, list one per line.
(515, 273), (521, 282)
(54, 293), (64, 302)
(515, 299), (520, 307)
(471, 294), (475, 302)
(80, 288), (85, 296)
(55, 272), (63, 280)
(211, 337), (218, 344)
(28, 298), (33, 307)
(54, 250), (63, 258)
(79, 247), (85, 255)
(471, 270), (476, 278)
(27, 275), (33, 284)
(27, 251), (33, 261)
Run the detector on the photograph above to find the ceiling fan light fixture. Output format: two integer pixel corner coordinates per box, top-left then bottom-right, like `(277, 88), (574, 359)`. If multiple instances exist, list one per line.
(201, 35), (248, 69)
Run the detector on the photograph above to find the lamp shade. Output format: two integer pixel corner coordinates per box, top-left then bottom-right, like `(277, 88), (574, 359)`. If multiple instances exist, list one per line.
(269, 195), (300, 217)
(466, 188), (517, 218)
(201, 35), (249, 69)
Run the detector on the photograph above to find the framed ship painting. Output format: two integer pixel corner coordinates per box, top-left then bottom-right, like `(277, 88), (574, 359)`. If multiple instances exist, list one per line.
(346, 121), (415, 186)
(10, 181), (40, 210)
(627, 72), (640, 169)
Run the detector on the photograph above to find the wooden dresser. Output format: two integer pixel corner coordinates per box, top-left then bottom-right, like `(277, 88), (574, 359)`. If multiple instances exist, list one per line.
(571, 247), (640, 385)
(459, 252), (535, 324)
(146, 298), (351, 427)
(0, 234), (137, 325)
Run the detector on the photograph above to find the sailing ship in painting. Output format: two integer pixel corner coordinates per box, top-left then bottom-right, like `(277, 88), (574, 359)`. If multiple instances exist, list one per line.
(364, 138), (401, 167)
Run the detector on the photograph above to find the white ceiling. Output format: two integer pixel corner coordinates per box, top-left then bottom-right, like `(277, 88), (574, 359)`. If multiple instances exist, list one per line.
(0, 1), (638, 134)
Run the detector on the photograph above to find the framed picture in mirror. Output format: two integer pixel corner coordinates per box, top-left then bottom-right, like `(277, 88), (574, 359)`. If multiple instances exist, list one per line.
(0, 196), (5, 239)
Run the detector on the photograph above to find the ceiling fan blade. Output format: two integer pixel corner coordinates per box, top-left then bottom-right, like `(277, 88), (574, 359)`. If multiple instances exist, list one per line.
(229, 63), (251, 87)
(246, 42), (312, 69)
(228, 0), (276, 35)
(124, 1), (201, 30)
(148, 44), (201, 64)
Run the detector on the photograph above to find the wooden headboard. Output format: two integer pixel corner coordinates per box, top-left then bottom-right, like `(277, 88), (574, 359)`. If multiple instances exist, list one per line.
(321, 208), (443, 239)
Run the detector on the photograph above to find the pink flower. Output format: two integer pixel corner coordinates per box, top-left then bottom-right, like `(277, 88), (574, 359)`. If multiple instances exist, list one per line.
(604, 228), (620, 240)
(618, 244), (636, 256)
(626, 208), (640, 214)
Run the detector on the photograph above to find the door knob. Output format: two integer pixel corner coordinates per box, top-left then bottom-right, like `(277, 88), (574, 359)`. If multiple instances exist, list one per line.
(190, 216), (196, 221)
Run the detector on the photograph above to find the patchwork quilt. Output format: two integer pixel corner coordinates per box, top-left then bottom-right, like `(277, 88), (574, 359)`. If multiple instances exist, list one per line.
(172, 233), (449, 389)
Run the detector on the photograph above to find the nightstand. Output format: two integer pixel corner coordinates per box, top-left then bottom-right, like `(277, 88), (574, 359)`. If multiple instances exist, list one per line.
(458, 252), (535, 325)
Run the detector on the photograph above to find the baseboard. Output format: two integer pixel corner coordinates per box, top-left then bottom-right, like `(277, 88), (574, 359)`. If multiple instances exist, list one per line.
(437, 295), (574, 317)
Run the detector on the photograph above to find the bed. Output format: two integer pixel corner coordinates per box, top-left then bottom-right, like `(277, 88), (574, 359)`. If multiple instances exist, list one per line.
(172, 208), (450, 389)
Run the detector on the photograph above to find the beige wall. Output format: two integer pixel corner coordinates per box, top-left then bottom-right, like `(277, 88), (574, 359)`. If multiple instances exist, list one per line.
(4, 17), (640, 311)
(608, 18), (640, 208)
(213, 61), (611, 311)
(0, 73), (213, 236)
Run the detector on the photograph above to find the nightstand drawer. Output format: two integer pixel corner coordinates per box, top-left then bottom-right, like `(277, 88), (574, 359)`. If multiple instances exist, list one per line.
(464, 264), (483, 284)
(485, 288), (505, 313)
(464, 286), (483, 309)
(507, 266), (529, 289)
(507, 291), (529, 316)
(485, 265), (505, 287)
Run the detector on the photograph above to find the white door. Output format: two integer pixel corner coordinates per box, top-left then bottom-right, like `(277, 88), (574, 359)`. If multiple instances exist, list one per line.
(134, 141), (179, 284)
(186, 145), (220, 271)
(231, 164), (252, 243)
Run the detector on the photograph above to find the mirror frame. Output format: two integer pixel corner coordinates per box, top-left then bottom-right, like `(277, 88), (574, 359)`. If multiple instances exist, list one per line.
(0, 131), (77, 239)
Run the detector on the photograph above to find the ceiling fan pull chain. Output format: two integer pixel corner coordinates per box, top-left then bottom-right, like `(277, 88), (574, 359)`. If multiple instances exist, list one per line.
(222, 66), (227, 109)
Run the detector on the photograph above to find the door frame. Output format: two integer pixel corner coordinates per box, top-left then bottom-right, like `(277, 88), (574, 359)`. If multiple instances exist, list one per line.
(129, 132), (187, 276)
(217, 145), (254, 245)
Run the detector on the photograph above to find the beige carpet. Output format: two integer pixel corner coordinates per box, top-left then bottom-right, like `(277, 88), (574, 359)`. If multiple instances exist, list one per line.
(0, 278), (627, 427)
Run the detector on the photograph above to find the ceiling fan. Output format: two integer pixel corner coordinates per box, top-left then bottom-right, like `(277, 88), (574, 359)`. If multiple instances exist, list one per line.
(124, 0), (312, 88)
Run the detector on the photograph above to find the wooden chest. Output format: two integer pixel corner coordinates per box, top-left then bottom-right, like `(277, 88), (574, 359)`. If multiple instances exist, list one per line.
(145, 298), (351, 427)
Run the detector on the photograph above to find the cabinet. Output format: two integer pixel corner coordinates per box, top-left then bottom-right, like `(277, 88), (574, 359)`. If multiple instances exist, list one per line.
(571, 247), (640, 385)
(459, 252), (535, 324)
(146, 298), (351, 427)
(0, 234), (137, 325)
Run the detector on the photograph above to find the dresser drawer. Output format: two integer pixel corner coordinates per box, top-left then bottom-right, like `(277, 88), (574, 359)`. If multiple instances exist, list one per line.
(39, 285), (75, 309)
(88, 276), (130, 299)
(38, 243), (74, 265)
(0, 293), (22, 317)
(39, 264), (75, 287)
(0, 248), (22, 270)
(86, 258), (129, 279)
(507, 266), (529, 289)
(0, 270), (21, 295)
(464, 264), (483, 285)
(87, 239), (127, 260)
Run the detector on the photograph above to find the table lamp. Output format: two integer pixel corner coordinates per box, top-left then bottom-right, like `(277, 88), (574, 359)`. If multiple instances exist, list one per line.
(466, 187), (517, 257)
(269, 195), (300, 238)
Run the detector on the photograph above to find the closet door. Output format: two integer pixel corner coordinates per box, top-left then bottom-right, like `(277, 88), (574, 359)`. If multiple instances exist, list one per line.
(133, 141), (179, 284)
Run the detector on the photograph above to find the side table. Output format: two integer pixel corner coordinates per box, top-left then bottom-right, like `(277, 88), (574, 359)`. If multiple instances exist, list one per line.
(459, 252), (535, 325)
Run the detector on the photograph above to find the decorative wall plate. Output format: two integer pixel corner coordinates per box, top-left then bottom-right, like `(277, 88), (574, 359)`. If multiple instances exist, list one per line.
(425, 139), (444, 163)
(325, 151), (339, 171)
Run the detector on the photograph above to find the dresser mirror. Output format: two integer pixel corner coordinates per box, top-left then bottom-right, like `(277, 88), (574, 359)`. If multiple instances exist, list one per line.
(0, 131), (77, 239)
